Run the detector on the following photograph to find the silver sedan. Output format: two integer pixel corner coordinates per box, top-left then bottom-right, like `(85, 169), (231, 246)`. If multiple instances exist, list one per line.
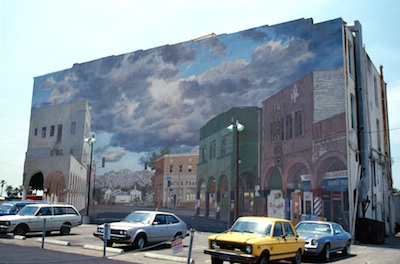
(295, 220), (351, 262)
(93, 210), (189, 249)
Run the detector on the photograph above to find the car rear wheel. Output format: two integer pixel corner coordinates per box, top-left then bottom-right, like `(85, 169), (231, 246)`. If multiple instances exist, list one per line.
(13, 224), (28, 236)
(342, 241), (351, 256)
(321, 243), (330, 262)
(60, 223), (71, 235)
(134, 233), (147, 249)
(292, 249), (302, 264)
(257, 252), (270, 264)
(211, 256), (223, 264)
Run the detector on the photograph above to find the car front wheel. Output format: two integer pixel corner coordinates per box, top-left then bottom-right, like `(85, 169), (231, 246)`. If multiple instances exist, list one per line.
(342, 241), (351, 256)
(292, 249), (302, 264)
(322, 243), (330, 262)
(134, 233), (147, 249)
(13, 224), (28, 236)
(257, 252), (270, 264)
(211, 256), (223, 264)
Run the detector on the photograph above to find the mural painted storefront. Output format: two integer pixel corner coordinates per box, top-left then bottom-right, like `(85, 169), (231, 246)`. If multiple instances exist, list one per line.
(262, 69), (350, 230)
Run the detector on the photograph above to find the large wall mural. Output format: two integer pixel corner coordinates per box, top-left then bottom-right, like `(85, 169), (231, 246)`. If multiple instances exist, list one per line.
(31, 18), (344, 176)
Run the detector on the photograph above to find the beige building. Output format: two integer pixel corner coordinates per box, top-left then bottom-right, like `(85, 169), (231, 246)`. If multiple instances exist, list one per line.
(23, 100), (92, 211)
(153, 154), (198, 208)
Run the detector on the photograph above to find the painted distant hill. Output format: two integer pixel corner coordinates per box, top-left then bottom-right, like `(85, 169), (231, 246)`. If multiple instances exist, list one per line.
(95, 169), (154, 189)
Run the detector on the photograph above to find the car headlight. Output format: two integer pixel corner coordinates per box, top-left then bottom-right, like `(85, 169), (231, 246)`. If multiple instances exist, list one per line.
(97, 227), (104, 233)
(211, 240), (218, 249)
(311, 239), (318, 246)
(119, 230), (127, 235)
(245, 245), (252, 254)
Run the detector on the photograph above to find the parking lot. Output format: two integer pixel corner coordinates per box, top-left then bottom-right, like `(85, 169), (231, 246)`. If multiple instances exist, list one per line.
(1, 223), (400, 263)
(0, 204), (400, 263)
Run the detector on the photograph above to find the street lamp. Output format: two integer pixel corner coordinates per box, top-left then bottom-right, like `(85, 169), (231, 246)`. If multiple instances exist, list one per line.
(84, 135), (96, 218)
(227, 119), (244, 221)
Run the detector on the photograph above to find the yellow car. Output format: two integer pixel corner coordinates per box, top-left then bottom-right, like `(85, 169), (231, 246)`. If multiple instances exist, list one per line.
(204, 216), (305, 264)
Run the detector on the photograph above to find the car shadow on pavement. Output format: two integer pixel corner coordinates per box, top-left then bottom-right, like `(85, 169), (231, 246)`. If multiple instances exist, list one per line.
(301, 253), (357, 263)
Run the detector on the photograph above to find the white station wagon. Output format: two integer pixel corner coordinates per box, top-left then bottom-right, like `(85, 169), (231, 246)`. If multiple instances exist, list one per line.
(0, 203), (82, 236)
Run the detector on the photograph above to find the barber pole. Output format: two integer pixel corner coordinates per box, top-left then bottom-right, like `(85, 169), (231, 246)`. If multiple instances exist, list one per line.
(313, 196), (322, 215)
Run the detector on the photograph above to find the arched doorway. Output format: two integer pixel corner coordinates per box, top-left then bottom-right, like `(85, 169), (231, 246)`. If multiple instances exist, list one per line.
(242, 172), (257, 215)
(316, 157), (349, 230)
(266, 168), (284, 219)
(29, 172), (44, 191)
(43, 171), (66, 203)
(287, 162), (310, 224)
(217, 175), (229, 221)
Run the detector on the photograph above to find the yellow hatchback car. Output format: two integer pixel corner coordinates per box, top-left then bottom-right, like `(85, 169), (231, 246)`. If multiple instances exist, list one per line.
(204, 216), (305, 264)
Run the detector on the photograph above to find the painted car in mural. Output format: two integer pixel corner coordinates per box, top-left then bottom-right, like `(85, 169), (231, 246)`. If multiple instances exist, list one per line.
(204, 216), (305, 264)
(295, 220), (351, 262)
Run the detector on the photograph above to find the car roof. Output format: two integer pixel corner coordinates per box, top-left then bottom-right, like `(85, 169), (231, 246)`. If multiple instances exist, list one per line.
(23, 203), (73, 208)
(236, 216), (292, 223)
(297, 220), (336, 225)
(133, 210), (176, 215)
(1, 201), (37, 205)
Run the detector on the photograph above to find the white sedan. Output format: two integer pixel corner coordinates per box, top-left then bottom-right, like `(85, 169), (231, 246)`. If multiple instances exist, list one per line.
(93, 210), (189, 249)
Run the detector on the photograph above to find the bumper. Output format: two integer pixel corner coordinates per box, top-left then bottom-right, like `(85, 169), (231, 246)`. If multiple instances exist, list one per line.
(204, 249), (258, 264)
(93, 232), (131, 243)
(304, 246), (323, 256)
(0, 226), (13, 233)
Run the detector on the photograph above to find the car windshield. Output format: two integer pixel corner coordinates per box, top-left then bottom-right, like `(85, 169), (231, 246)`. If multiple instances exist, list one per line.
(296, 223), (332, 234)
(17, 206), (39, 216)
(122, 212), (153, 224)
(0, 204), (13, 213)
(230, 219), (272, 235)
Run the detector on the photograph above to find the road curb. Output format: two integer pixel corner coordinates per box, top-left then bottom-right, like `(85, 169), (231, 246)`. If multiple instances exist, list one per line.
(35, 238), (70, 246)
(83, 244), (124, 253)
(144, 252), (194, 263)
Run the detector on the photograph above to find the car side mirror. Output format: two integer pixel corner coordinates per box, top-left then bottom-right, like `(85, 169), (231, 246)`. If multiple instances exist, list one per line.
(153, 221), (159, 225)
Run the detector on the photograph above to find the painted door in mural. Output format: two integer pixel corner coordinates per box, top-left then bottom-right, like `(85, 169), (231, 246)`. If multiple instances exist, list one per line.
(267, 190), (285, 219)
(291, 191), (302, 225)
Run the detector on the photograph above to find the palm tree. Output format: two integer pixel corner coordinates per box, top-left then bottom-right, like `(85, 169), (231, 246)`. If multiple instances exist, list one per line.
(5, 185), (13, 197)
(0, 180), (6, 196)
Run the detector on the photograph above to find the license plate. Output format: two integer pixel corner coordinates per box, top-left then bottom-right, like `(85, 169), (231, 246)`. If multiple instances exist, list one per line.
(220, 254), (230, 261)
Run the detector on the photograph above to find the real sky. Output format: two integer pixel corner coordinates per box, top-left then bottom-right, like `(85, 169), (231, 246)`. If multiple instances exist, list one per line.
(0, 0), (399, 195)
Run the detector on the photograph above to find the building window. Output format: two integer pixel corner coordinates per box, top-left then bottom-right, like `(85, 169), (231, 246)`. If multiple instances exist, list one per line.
(70, 122), (76, 135)
(374, 76), (379, 106)
(201, 146), (207, 162)
(347, 40), (354, 76)
(377, 119), (381, 152)
(221, 138), (226, 156)
(41, 127), (46, 138)
(280, 118), (284, 141)
(179, 164), (183, 173)
(350, 94), (356, 130)
(286, 114), (293, 139)
(34, 128), (38, 136)
(295, 110), (303, 136)
(50, 125), (55, 137)
(169, 164), (173, 173)
(188, 165), (192, 172)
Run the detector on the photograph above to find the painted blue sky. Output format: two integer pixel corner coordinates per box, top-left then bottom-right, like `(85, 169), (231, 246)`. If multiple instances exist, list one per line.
(1, 0), (399, 191)
(30, 18), (344, 176)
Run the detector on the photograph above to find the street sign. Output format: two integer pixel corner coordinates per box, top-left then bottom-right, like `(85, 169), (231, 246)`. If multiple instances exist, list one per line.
(171, 238), (183, 255)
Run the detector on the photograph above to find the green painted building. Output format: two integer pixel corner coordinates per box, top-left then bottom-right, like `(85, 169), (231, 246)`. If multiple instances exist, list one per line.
(197, 107), (262, 223)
